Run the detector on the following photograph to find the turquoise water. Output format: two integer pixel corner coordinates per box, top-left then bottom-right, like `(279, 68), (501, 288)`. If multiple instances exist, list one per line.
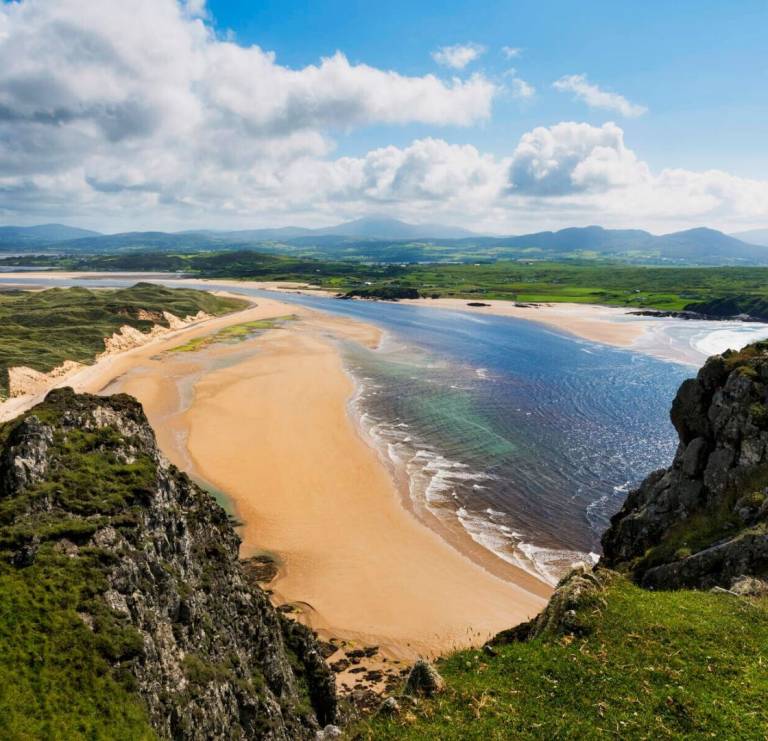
(0, 274), (704, 583)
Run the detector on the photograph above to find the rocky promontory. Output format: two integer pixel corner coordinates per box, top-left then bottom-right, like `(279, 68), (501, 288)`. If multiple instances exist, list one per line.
(0, 387), (335, 739)
(602, 340), (768, 589)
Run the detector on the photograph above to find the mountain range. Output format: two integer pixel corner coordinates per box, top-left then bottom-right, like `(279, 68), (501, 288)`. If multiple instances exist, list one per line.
(1, 217), (767, 266)
(731, 228), (768, 247)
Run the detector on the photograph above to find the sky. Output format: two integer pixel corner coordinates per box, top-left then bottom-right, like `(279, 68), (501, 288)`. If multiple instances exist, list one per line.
(0, 0), (766, 234)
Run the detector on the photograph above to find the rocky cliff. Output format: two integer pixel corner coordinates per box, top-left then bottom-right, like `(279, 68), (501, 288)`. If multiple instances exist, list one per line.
(602, 340), (768, 589)
(0, 387), (335, 739)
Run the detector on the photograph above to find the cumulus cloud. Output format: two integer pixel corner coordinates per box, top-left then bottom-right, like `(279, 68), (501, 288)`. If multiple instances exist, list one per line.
(501, 46), (521, 59)
(0, 0), (766, 233)
(508, 122), (648, 195)
(432, 43), (485, 70)
(0, 1), (496, 183)
(305, 123), (768, 233)
(553, 74), (647, 118)
(322, 138), (506, 207)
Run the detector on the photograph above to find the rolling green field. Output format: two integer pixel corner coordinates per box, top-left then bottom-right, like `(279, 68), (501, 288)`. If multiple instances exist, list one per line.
(354, 573), (768, 740)
(0, 283), (246, 398)
(8, 251), (768, 317)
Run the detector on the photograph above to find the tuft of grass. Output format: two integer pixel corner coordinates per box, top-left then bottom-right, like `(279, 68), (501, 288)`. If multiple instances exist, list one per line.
(355, 575), (768, 740)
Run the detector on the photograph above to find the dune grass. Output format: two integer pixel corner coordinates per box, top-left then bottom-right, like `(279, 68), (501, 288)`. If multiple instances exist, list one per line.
(0, 282), (246, 397)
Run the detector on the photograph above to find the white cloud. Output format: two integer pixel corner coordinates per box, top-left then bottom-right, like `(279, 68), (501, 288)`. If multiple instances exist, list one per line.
(504, 70), (535, 99)
(432, 43), (485, 70)
(322, 138), (506, 207)
(501, 46), (521, 59)
(508, 122), (648, 195)
(308, 123), (768, 233)
(553, 74), (647, 118)
(0, 0), (497, 174)
(0, 1), (766, 234)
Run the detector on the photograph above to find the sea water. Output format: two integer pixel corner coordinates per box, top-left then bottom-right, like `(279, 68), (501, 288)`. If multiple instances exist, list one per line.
(4, 274), (768, 584)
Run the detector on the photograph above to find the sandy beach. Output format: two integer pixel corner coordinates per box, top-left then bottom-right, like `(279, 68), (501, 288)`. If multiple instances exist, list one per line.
(0, 282), (549, 659)
(0, 272), (660, 349)
(184, 279), (660, 349)
(108, 308), (549, 658)
(401, 297), (657, 347)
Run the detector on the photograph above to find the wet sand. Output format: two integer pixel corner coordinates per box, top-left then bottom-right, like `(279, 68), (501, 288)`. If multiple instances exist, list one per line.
(22, 294), (549, 658)
(173, 319), (548, 657)
(182, 279), (660, 348)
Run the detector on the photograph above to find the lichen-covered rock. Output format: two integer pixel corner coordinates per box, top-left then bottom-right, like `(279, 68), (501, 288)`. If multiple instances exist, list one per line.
(377, 697), (401, 717)
(403, 659), (444, 697)
(489, 565), (609, 645)
(0, 387), (336, 739)
(602, 341), (768, 589)
(730, 575), (768, 596)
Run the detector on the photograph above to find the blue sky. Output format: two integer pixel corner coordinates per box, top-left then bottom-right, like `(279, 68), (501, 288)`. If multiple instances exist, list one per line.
(0, 0), (766, 232)
(208, 0), (768, 176)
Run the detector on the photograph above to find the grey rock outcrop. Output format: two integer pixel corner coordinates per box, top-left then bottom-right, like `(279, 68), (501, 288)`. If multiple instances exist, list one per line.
(488, 565), (609, 645)
(0, 387), (336, 739)
(601, 341), (768, 589)
(403, 659), (444, 697)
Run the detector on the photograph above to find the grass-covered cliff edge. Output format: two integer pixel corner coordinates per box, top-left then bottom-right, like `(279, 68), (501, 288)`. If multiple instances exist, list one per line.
(4, 344), (768, 738)
(358, 342), (768, 739)
(0, 388), (335, 739)
(0, 283), (246, 398)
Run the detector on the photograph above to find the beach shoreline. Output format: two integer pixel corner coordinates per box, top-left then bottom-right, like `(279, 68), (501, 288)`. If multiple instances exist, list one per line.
(0, 272), (659, 350)
(183, 279), (662, 349)
(169, 313), (549, 658)
(0, 272), (744, 365)
(0, 284), (549, 658)
(8, 273), (765, 654)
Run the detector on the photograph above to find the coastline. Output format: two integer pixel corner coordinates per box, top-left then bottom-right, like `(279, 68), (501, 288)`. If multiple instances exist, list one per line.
(29, 294), (549, 658)
(184, 279), (661, 349)
(156, 313), (549, 657)
(7, 273), (766, 654)
(181, 278), (658, 348)
(0, 293), (278, 423)
(1, 272), (759, 362)
(400, 297), (656, 347)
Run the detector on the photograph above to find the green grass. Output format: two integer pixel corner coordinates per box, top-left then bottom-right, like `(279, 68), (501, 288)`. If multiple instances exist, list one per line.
(0, 282), (246, 397)
(169, 314), (296, 353)
(0, 556), (155, 740)
(18, 252), (768, 318)
(0, 394), (159, 739)
(355, 575), (768, 740)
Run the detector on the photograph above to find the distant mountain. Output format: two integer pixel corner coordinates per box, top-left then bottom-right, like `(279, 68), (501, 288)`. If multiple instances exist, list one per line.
(454, 225), (768, 264)
(314, 216), (479, 240)
(0, 223), (101, 248)
(58, 231), (231, 252)
(731, 228), (768, 247)
(465, 225), (653, 252)
(183, 226), (316, 240)
(184, 217), (478, 241)
(653, 227), (767, 261)
(3, 220), (767, 266)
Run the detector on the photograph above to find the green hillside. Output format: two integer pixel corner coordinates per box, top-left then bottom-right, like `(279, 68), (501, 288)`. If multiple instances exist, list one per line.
(0, 283), (246, 398)
(356, 573), (768, 740)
